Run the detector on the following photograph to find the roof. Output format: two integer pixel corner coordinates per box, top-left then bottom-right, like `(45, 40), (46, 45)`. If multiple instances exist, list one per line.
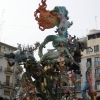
(87, 29), (100, 36)
(0, 42), (17, 50)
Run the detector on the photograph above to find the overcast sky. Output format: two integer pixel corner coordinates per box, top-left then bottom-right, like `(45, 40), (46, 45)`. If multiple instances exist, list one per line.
(0, 0), (100, 59)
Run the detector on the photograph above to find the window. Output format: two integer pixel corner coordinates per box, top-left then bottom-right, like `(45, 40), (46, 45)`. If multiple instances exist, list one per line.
(7, 63), (11, 72)
(94, 45), (99, 52)
(95, 68), (100, 73)
(97, 33), (100, 38)
(4, 90), (10, 95)
(0, 66), (2, 71)
(95, 69), (100, 78)
(9, 49), (11, 51)
(6, 76), (10, 86)
(76, 82), (81, 86)
(76, 82), (81, 91)
(0, 46), (1, 53)
(86, 47), (92, 54)
(94, 57), (100, 66)
(95, 81), (100, 85)
(88, 34), (96, 40)
(0, 81), (1, 89)
(88, 33), (100, 40)
(95, 81), (100, 90)
(87, 58), (92, 67)
(94, 57), (99, 61)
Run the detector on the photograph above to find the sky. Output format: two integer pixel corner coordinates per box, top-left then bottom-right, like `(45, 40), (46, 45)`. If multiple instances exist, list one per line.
(0, 0), (100, 59)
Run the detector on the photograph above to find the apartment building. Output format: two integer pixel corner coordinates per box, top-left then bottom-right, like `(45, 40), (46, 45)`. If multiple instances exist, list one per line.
(0, 42), (17, 100)
(76, 29), (100, 97)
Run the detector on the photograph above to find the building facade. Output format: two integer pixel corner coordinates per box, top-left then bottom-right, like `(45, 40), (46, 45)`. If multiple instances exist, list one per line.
(0, 42), (17, 100)
(76, 29), (100, 97)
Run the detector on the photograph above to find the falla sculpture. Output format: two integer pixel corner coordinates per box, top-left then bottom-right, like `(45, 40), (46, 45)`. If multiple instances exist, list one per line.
(3, 0), (97, 100)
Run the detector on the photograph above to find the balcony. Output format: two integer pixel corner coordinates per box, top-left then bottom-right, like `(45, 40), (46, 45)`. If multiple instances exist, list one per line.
(95, 85), (100, 91)
(94, 61), (100, 67)
(4, 68), (14, 74)
(2, 82), (13, 88)
(95, 73), (100, 78)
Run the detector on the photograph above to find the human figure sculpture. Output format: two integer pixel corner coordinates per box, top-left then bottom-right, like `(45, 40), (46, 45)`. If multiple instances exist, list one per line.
(81, 65), (92, 100)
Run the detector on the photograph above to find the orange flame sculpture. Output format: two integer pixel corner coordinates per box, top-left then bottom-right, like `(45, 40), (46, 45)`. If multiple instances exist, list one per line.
(34, 0), (58, 31)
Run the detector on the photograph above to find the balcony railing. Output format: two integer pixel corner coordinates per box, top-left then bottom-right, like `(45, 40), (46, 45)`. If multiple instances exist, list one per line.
(95, 73), (100, 78)
(94, 61), (100, 66)
(4, 68), (14, 73)
(3, 82), (13, 88)
(95, 85), (100, 90)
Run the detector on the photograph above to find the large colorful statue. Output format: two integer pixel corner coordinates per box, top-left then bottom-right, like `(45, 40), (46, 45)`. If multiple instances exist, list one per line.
(4, 0), (98, 100)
